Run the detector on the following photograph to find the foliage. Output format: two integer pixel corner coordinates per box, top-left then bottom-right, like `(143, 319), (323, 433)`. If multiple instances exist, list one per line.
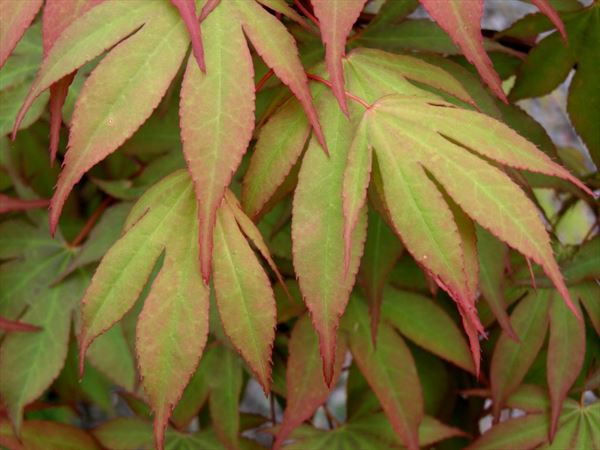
(0, 0), (598, 449)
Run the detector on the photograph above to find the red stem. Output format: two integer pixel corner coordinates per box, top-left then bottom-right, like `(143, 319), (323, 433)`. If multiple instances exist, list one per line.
(70, 198), (112, 247)
(306, 73), (370, 109)
(256, 68), (275, 93)
(293, 0), (319, 26)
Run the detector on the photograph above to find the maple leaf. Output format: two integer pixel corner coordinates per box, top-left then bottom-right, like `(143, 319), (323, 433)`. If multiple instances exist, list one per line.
(77, 171), (278, 450)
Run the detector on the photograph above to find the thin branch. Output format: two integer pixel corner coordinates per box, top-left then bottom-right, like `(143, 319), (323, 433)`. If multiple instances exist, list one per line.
(306, 73), (371, 109)
(256, 68), (275, 93)
(70, 197), (112, 247)
(294, 0), (319, 27)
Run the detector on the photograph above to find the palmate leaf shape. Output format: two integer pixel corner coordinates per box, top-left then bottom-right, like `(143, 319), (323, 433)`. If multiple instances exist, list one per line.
(247, 48), (479, 382)
(12, 0), (324, 275)
(342, 94), (593, 370)
(78, 171), (277, 450)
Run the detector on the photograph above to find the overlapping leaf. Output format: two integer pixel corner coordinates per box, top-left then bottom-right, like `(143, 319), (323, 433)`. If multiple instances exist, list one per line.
(342, 295), (423, 450)
(274, 314), (346, 449)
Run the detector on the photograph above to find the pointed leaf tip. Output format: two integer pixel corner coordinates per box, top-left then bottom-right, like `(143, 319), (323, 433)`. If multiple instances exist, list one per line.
(312, 0), (368, 114)
(171, 0), (206, 72)
(531, 0), (567, 41)
(419, 0), (507, 103)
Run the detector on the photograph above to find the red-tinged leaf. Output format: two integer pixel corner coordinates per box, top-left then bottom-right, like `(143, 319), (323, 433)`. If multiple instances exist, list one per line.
(170, 0), (205, 72)
(490, 290), (551, 420)
(47, 75), (74, 165)
(343, 296), (423, 450)
(477, 227), (518, 340)
(547, 293), (585, 440)
(136, 198), (209, 450)
(368, 111), (482, 349)
(311, 0), (368, 114)
(346, 48), (475, 106)
(224, 190), (287, 291)
(212, 200), (276, 393)
(358, 211), (403, 342)
(50, 1), (190, 234)
(42, 0), (103, 165)
(466, 414), (549, 450)
(78, 173), (193, 371)
(372, 96), (588, 319)
(0, 194), (48, 213)
(342, 117), (371, 271)
(13, 0), (156, 136)
(208, 346), (243, 450)
(531, 0), (567, 40)
(0, 0), (42, 69)
(292, 91), (367, 385)
(179, 0), (254, 282)
(443, 189), (482, 373)
(0, 275), (87, 432)
(419, 0), (507, 102)
(392, 100), (594, 199)
(0, 419), (99, 450)
(0, 316), (39, 333)
(274, 314), (346, 449)
(233, 0), (326, 153)
(382, 288), (475, 373)
(242, 96), (311, 219)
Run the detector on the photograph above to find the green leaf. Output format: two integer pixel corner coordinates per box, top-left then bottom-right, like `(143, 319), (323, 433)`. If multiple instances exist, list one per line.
(179, 0), (254, 282)
(136, 188), (209, 450)
(0, 419), (99, 450)
(1, 79), (49, 136)
(547, 293), (585, 439)
(0, 273), (87, 432)
(577, 282), (600, 335)
(274, 314), (346, 449)
(85, 323), (135, 391)
(343, 295), (423, 450)
(49, 0), (190, 233)
(242, 95), (310, 219)
(208, 346), (243, 450)
(382, 287), (476, 373)
(171, 354), (211, 429)
(467, 413), (549, 450)
(477, 226), (518, 340)
(490, 290), (551, 419)
(212, 199), (276, 392)
(357, 210), (403, 341)
(292, 90), (367, 385)
(567, 5), (600, 168)
(79, 171), (194, 368)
